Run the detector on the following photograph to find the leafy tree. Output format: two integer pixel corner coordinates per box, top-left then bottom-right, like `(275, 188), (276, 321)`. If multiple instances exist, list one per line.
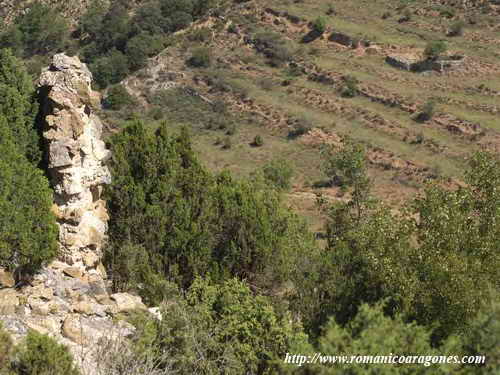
(78, 0), (108, 41)
(94, 2), (131, 54)
(0, 117), (58, 273)
(133, 2), (171, 34)
(14, 330), (80, 375)
(321, 140), (370, 195)
(315, 150), (499, 343)
(340, 75), (359, 98)
(125, 33), (164, 71)
(0, 49), (40, 164)
(302, 302), (458, 374)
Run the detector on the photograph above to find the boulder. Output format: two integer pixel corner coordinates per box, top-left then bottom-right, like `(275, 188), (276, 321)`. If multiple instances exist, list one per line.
(110, 293), (147, 313)
(0, 289), (19, 315)
(0, 269), (15, 288)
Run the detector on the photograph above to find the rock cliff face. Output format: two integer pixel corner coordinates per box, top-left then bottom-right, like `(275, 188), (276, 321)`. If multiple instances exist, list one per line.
(0, 54), (152, 375)
(39, 53), (111, 265)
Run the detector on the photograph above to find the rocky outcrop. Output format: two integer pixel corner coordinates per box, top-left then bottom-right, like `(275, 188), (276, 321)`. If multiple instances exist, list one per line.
(39, 54), (111, 266)
(0, 54), (153, 375)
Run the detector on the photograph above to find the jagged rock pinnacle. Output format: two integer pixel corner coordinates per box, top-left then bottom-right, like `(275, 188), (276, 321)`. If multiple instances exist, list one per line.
(38, 53), (111, 265)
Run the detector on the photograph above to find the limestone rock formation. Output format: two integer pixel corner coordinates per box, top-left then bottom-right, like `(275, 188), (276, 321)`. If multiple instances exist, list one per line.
(0, 54), (154, 375)
(38, 53), (111, 266)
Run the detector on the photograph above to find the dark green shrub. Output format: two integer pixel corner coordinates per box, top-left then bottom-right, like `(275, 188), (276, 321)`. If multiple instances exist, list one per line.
(312, 16), (327, 34)
(222, 136), (232, 149)
(188, 27), (212, 42)
(416, 100), (436, 122)
(104, 122), (316, 303)
(340, 75), (359, 98)
(90, 49), (130, 88)
(398, 8), (412, 22)
(104, 85), (135, 110)
(261, 159), (294, 190)
(253, 30), (294, 67)
(424, 40), (447, 59)
(0, 117), (58, 273)
(187, 47), (212, 68)
(15, 330), (80, 375)
(253, 134), (264, 147)
(288, 117), (313, 138)
(125, 33), (164, 70)
(134, 278), (310, 374)
(449, 20), (465, 36)
(0, 49), (40, 164)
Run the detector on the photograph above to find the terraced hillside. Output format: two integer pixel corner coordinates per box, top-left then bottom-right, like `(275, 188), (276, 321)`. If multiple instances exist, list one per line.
(2, 0), (499, 230)
(100, 0), (498, 230)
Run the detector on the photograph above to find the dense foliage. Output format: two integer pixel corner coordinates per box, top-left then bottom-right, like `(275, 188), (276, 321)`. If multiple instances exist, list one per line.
(78, 0), (224, 87)
(104, 121), (316, 304)
(0, 49), (40, 163)
(0, 50), (58, 273)
(0, 4), (69, 58)
(129, 278), (310, 374)
(313, 144), (500, 344)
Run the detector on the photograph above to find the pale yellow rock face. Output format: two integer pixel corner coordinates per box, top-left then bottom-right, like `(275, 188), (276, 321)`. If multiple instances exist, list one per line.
(38, 54), (111, 265)
(0, 268), (15, 288)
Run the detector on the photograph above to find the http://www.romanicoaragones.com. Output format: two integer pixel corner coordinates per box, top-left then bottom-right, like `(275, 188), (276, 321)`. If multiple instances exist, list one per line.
(284, 353), (486, 367)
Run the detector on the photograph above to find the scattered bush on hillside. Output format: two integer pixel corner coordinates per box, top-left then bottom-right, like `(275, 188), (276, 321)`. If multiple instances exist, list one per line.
(253, 30), (294, 67)
(424, 40), (447, 60)
(187, 47), (212, 68)
(252, 134), (264, 147)
(340, 75), (359, 98)
(415, 99), (436, 122)
(288, 117), (313, 138)
(77, 0), (223, 88)
(312, 16), (327, 34)
(449, 20), (465, 36)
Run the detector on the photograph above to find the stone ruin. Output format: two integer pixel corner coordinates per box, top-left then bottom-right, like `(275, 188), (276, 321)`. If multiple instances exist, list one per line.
(386, 53), (466, 73)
